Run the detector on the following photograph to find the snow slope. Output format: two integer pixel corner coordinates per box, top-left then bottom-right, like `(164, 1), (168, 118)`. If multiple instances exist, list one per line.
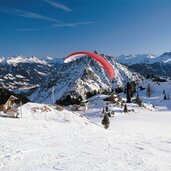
(0, 81), (171, 171)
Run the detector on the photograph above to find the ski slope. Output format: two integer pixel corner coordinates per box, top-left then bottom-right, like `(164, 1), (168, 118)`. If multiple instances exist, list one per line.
(0, 81), (171, 171)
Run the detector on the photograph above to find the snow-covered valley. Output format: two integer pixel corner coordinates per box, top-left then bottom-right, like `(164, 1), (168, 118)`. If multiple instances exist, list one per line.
(0, 80), (171, 171)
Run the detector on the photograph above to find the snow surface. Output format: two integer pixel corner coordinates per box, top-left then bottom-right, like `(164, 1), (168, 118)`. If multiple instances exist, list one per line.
(0, 81), (171, 171)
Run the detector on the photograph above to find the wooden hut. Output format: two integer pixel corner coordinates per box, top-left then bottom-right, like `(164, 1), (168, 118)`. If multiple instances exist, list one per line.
(0, 95), (18, 112)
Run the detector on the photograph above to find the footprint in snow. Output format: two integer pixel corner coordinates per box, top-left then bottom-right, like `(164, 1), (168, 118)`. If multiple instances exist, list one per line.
(135, 146), (144, 150)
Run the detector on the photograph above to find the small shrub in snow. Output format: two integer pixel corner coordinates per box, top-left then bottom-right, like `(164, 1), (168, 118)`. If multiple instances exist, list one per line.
(163, 94), (167, 100)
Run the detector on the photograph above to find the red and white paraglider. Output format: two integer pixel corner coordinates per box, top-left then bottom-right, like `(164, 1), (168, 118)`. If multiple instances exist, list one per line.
(64, 51), (115, 80)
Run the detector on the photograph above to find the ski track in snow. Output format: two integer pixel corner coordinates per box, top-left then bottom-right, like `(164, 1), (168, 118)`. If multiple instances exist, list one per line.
(0, 80), (171, 171)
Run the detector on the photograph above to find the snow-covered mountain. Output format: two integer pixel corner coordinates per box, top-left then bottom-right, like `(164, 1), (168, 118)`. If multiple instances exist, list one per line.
(0, 55), (49, 65)
(114, 52), (171, 78)
(0, 55), (60, 90)
(114, 52), (171, 65)
(115, 53), (157, 65)
(27, 56), (142, 104)
(0, 54), (142, 104)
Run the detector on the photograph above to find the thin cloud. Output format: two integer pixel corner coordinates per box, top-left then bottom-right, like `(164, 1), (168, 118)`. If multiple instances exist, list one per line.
(16, 28), (40, 31)
(44, 0), (71, 12)
(51, 21), (98, 28)
(17, 21), (97, 31)
(0, 8), (60, 23)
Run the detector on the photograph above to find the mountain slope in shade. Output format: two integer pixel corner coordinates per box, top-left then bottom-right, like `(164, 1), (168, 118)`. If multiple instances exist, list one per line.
(114, 52), (171, 79)
(0, 54), (142, 103)
(0, 56), (60, 90)
(27, 56), (142, 104)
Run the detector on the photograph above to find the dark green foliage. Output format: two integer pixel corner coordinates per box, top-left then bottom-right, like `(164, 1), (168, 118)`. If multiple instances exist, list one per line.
(115, 86), (123, 94)
(15, 94), (29, 104)
(146, 74), (150, 79)
(0, 88), (29, 105)
(56, 94), (82, 106)
(135, 95), (142, 107)
(101, 113), (110, 129)
(123, 104), (128, 113)
(121, 101), (124, 108)
(139, 86), (145, 91)
(126, 82), (131, 103)
(152, 76), (167, 82)
(94, 90), (97, 95)
(146, 83), (151, 97)
(57, 89), (100, 106)
(86, 90), (98, 99)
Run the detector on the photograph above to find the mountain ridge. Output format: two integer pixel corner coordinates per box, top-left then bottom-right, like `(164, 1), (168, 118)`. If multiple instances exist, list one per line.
(114, 52), (171, 65)
(0, 54), (142, 104)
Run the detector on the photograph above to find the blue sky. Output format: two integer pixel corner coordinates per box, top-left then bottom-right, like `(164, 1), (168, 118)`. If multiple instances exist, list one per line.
(0, 0), (171, 58)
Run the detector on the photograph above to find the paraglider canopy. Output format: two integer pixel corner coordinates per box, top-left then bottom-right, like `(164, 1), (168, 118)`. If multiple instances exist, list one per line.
(64, 51), (115, 80)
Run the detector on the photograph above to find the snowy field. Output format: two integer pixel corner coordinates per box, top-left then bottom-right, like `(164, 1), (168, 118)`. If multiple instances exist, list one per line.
(0, 81), (171, 171)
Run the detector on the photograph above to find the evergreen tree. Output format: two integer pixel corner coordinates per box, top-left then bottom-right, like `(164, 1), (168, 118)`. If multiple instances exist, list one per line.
(123, 104), (128, 113)
(126, 82), (131, 103)
(101, 113), (110, 129)
(130, 82), (136, 97)
(121, 101), (124, 108)
(135, 95), (142, 107)
(146, 83), (151, 97)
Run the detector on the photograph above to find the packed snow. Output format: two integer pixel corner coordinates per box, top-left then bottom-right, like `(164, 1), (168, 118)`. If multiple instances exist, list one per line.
(0, 80), (171, 171)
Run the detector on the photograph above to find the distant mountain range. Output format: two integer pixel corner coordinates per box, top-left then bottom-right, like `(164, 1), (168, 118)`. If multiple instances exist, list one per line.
(0, 56), (61, 90)
(1, 51), (170, 104)
(0, 55), (142, 103)
(114, 52), (171, 65)
(114, 52), (171, 78)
